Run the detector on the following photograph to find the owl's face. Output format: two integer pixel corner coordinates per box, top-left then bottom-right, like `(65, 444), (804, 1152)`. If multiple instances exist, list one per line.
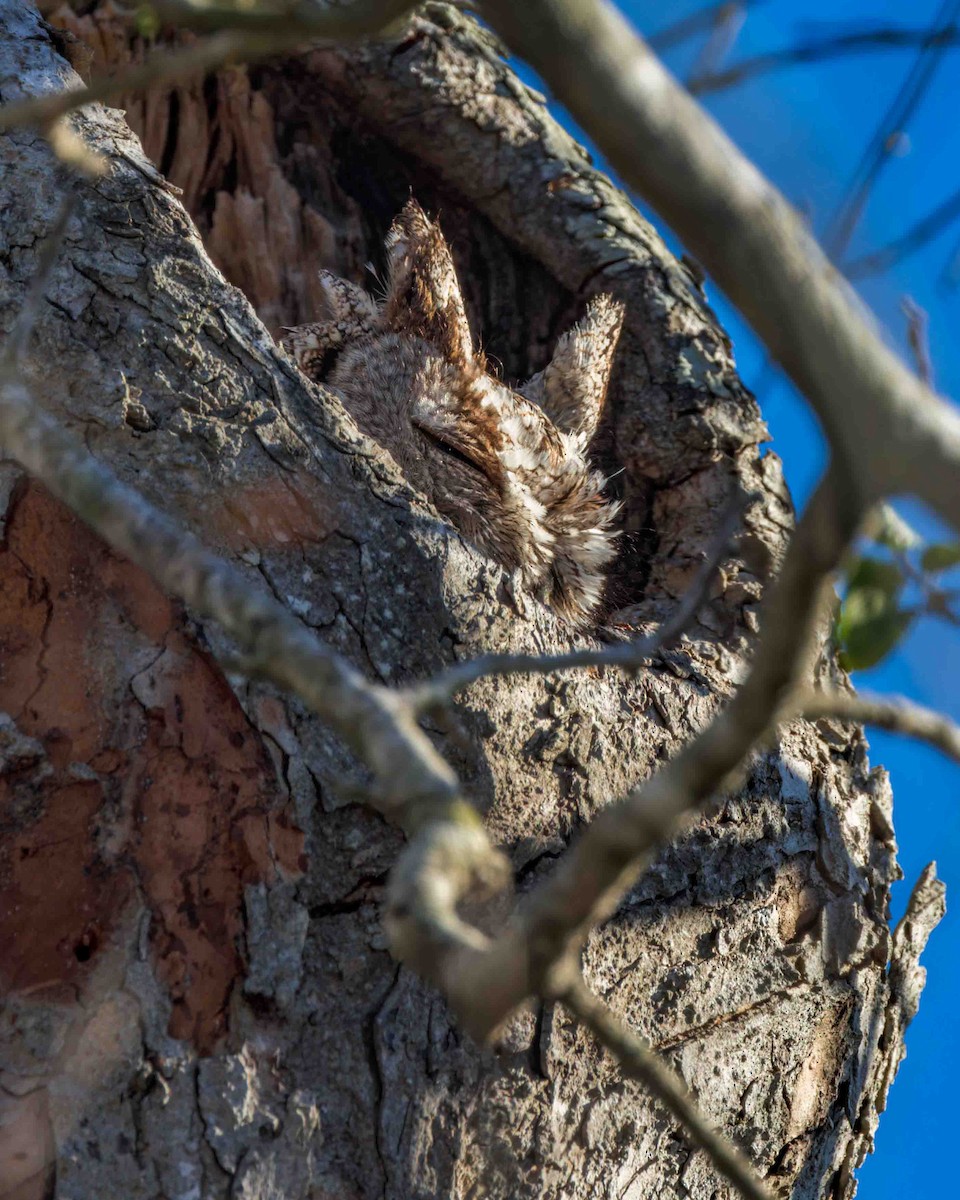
(282, 201), (623, 624)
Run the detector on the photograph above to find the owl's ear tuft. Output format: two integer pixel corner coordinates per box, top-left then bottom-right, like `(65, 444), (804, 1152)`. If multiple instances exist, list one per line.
(383, 200), (475, 366)
(527, 294), (625, 443)
(281, 272), (378, 382)
(317, 270), (379, 328)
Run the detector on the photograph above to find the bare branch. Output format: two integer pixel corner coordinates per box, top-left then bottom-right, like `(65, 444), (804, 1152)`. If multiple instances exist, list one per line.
(0, 210), (503, 892)
(801, 692), (960, 765)
(428, 471), (859, 1038)
(43, 116), (109, 177)
(845, 185), (960, 279)
(902, 297), (934, 388)
(0, 0), (416, 135)
(942, 232), (960, 288)
(150, 0), (415, 34)
(0, 29), (257, 133)
(0, 372), (474, 824)
(823, 1), (960, 263)
(403, 493), (750, 713)
(557, 971), (777, 1200)
(687, 2), (747, 90)
(385, 815), (501, 983)
(478, 0), (960, 535)
(883, 526), (960, 629)
(0, 7), (941, 1193)
(690, 24), (960, 95)
(648, 1), (767, 55)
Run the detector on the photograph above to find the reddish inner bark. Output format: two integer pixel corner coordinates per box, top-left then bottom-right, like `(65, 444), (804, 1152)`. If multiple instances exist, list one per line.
(0, 481), (303, 1051)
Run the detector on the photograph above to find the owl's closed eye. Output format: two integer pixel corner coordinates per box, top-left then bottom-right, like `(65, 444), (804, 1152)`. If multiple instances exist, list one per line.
(282, 200), (623, 625)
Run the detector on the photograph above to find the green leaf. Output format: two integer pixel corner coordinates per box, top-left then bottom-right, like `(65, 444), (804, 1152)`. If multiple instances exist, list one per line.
(871, 504), (922, 552)
(836, 586), (914, 671)
(836, 585), (885, 643)
(844, 556), (903, 599)
(836, 555), (913, 670)
(920, 542), (960, 573)
(838, 609), (914, 670)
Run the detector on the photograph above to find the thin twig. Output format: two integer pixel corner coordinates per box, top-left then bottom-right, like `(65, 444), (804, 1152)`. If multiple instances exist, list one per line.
(0, 376), (479, 827)
(0, 0), (417, 135)
(690, 24), (960, 95)
(0, 209), (499, 866)
(801, 691), (960, 764)
(0, 14), (933, 1194)
(902, 297), (934, 387)
(403, 494), (751, 712)
(425, 472), (860, 1039)
(0, 30), (250, 133)
(648, 0), (767, 55)
(479, 0), (960, 534)
(150, 0), (414, 34)
(557, 972), (777, 1200)
(687, 2), (747, 90)
(823, 0), (960, 263)
(887, 531), (960, 629)
(43, 117), (109, 177)
(845, 185), (960, 279)
(941, 231), (960, 288)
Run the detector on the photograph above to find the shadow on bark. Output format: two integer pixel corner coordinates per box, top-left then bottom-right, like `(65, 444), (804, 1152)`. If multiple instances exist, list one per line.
(0, 4), (924, 1198)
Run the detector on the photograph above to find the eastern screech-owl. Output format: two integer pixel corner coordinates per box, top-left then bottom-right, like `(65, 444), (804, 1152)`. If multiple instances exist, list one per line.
(282, 201), (623, 625)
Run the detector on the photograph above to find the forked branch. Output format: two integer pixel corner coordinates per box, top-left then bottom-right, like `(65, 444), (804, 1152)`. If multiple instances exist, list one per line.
(480, 0), (960, 533)
(2, 5), (954, 1199)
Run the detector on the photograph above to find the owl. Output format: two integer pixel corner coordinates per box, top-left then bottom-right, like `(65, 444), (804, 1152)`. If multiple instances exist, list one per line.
(281, 201), (623, 625)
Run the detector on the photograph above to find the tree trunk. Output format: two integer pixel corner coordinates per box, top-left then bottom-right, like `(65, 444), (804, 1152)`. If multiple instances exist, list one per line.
(0, 4), (937, 1198)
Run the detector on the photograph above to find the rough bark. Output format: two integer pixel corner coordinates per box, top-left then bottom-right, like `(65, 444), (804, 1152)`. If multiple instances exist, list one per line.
(0, 4), (938, 1199)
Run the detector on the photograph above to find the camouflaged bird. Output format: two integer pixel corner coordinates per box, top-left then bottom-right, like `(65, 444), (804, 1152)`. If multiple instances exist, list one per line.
(282, 200), (623, 625)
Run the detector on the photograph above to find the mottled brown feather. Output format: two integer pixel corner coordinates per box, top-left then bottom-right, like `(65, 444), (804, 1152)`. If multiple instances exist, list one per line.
(281, 201), (623, 624)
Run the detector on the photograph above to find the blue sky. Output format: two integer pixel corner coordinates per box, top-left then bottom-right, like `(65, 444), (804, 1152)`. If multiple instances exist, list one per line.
(519, 2), (960, 1193)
